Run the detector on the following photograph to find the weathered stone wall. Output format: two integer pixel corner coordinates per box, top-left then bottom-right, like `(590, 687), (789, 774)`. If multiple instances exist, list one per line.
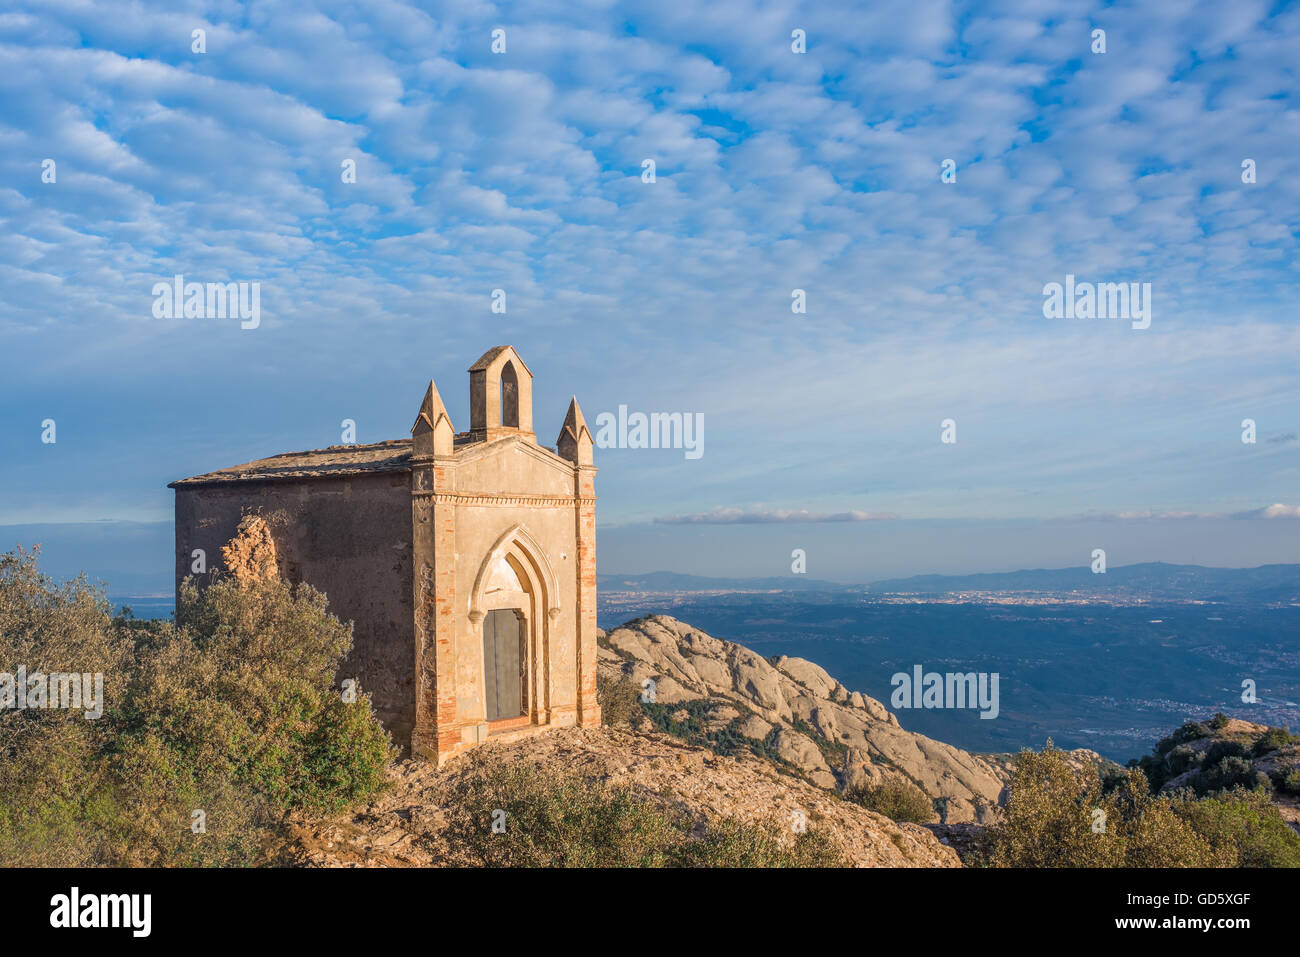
(174, 471), (415, 740)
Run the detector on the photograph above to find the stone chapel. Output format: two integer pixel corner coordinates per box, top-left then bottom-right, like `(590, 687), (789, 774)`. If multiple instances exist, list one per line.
(170, 346), (601, 765)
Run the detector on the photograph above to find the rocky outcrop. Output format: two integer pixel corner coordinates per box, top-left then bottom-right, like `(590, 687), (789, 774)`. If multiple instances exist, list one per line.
(286, 726), (960, 867)
(599, 614), (1008, 822)
(1147, 717), (1300, 832)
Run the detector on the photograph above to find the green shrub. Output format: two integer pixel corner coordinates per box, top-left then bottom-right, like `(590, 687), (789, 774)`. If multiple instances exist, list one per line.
(1198, 756), (1257, 795)
(1270, 767), (1300, 796)
(681, 818), (845, 867)
(134, 575), (394, 815)
(0, 550), (393, 866)
(1165, 743), (1204, 777)
(843, 777), (935, 823)
(439, 763), (682, 867)
(438, 762), (846, 867)
(1203, 739), (1249, 765)
(983, 743), (1300, 868)
(1171, 788), (1300, 867)
(982, 746), (1217, 867)
(596, 672), (643, 728)
(1139, 722), (1217, 789)
(1157, 721), (1211, 756)
(982, 745), (1121, 867)
(641, 698), (777, 762)
(1253, 727), (1296, 757)
(1136, 721), (1290, 797)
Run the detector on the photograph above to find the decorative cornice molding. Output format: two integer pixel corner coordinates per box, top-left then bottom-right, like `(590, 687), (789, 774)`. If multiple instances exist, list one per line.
(411, 490), (596, 507)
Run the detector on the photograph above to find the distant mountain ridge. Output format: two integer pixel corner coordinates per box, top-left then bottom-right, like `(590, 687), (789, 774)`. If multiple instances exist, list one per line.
(870, 561), (1300, 601)
(599, 571), (858, 592)
(600, 562), (1300, 601)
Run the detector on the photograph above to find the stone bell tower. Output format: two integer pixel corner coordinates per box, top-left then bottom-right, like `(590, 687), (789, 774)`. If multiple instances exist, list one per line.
(468, 346), (535, 442)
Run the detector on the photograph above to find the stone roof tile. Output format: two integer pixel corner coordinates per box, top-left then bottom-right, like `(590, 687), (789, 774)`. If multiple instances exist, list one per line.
(169, 439), (415, 486)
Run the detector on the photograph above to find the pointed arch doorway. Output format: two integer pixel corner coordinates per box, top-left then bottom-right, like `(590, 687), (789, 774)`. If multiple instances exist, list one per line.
(471, 527), (559, 734)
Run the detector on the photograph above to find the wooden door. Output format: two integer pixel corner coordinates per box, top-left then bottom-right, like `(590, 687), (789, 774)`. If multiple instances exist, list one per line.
(484, 609), (524, 721)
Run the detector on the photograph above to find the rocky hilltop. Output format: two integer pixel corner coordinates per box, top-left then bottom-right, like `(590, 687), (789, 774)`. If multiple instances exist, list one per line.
(287, 726), (961, 867)
(598, 615), (1011, 822)
(288, 615), (1026, 866)
(288, 614), (1125, 866)
(1137, 715), (1300, 831)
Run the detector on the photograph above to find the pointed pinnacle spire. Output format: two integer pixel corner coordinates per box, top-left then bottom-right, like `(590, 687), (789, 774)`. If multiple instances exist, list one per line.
(561, 395), (589, 439)
(419, 379), (446, 421)
(412, 378), (455, 457)
(557, 396), (593, 465)
(411, 379), (450, 435)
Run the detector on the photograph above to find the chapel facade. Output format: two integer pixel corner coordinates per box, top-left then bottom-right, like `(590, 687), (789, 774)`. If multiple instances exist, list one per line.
(170, 346), (600, 765)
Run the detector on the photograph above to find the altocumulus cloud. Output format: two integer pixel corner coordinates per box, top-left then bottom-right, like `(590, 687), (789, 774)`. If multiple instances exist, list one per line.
(0, 0), (1297, 536)
(1232, 504), (1300, 520)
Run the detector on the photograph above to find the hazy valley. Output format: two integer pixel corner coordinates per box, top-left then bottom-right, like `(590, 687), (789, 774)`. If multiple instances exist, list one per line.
(597, 564), (1300, 762)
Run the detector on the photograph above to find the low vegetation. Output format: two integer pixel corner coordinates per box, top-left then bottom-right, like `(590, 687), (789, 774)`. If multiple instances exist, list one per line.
(1131, 713), (1298, 797)
(8, 549), (1295, 869)
(977, 743), (1300, 867)
(594, 672), (642, 728)
(843, 778), (935, 823)
(438, 762), (844, 867)
(0, 549), (393, 866)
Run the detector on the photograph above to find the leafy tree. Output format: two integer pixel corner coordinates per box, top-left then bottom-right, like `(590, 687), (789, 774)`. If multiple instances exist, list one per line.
(0, 550), (392, 866)
(982, 745), (1217, 867)
(983, 743), (1300, 868)
(1171, 788), (1300, 868)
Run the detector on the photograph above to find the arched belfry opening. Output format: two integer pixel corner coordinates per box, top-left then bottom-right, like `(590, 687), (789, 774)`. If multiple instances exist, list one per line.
(468, 345), (534, 440)
(500, 360), (519, 428)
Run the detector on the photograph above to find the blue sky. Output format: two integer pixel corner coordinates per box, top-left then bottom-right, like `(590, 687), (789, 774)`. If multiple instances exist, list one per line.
(0, 0), (1297, 586)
